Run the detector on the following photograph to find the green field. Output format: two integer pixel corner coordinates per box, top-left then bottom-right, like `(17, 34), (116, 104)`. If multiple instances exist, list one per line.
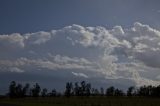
(0, 97), (160, 106)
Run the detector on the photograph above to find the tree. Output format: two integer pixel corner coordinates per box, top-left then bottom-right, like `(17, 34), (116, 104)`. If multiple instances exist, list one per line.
(15, 84), (23, 97)
(91, 88), (100, 96)
(65, 82), (73, 97)
(147, 85), (153, 96)
(114, 88), (124, 96)
(127, 86), (135, 96)
(156, 85), (160, 97)
(9, 81), (30, 98)
(80, 81), (86, 96)
(100, 87), (104, 96)
(22, 83), (30, 97)
(94, 89), (100, 96)
(9, 81), (16, 98)
(106, 86), (115, 96)
(91, 88), (95, 95)
(137, 85), (148, 96)
(8, 80), (160, 98)
(50, 89), (57, 97)
(31, 83), (41, 97)
(86, 83), (91, 96)
(41, 88), (47, 97)
(74, 82), (80, 96)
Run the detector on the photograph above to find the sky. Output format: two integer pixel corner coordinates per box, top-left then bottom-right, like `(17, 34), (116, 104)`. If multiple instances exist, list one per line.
(1, 0), (160, 94)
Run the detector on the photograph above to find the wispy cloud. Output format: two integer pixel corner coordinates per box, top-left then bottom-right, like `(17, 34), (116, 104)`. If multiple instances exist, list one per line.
(72, 72), (89, 78)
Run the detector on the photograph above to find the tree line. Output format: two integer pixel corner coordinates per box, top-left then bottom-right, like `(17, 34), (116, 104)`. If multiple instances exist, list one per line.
(7, 81), (160, 98)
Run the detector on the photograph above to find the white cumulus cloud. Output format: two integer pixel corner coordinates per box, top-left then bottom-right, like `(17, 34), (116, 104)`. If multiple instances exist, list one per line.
(0, 22), (160, 87)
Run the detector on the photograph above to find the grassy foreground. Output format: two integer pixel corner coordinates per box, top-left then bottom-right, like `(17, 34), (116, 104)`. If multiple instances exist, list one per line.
(0, 97), (160, 106)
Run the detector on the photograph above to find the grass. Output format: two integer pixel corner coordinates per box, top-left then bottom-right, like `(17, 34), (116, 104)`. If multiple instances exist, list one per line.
(0, 97), (160, 106)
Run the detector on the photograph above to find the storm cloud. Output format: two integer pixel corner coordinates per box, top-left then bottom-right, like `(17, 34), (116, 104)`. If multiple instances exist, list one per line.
(0, 22), (160, 87)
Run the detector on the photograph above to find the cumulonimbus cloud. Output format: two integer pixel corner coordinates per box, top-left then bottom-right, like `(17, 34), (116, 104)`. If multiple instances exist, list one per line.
(0, 22), (160, 86)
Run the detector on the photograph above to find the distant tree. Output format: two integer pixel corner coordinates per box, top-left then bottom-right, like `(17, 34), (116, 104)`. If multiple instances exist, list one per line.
(41, 88), (47, 97)
(9, 81), (16, 98)
(127, 86), (135, 96)
(65, 82), (73, 97)
(50, 89), (57, 97)
(15, 84), (23, 97)
(150, 86), (156, 97)
(94, 88), (100, 96)
(81, 81), (85, 94)
(80, 81), (86, 96)
(114, 88), (124, 96)
(137, 85), (148, 96)
(91, 88), (95, 95)
(147, 85), (153, 96)
(8, 80), (160, 98)
(136, 85), (156, 97)
(22, 83), (30, 97)
(73, 81), (91, 96)
(31, 83), (41, 97)
(9, 81), (31, 98)
(106, 86), (115, 96)
(91, 88), (100, 96)
(85, 83), (91, 96)
(100, 87), (104, 96)
(74, 82), (80, 96)
(156, 85), (160, 97)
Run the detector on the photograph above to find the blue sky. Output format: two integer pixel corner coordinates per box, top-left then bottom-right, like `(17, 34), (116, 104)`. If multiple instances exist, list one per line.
(0, 0), (160, 34)
(1, 0), (160, 94)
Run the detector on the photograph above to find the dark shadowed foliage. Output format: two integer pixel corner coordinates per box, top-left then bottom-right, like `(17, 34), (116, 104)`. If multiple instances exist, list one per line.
(7, 81), (160, 98)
